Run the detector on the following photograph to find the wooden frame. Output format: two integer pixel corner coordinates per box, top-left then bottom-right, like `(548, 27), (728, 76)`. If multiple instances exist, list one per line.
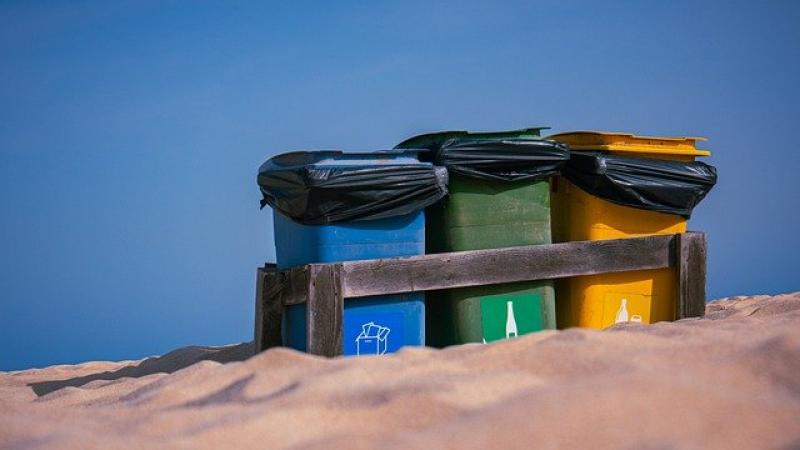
(254, 231), (707, 357)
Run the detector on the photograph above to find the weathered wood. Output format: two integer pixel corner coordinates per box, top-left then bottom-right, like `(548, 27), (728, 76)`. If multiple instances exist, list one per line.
(261, 266), (285, 351)
(306, 264), (344, 357)
(253, 268), (267, 354)
(676, 232), (707, 319)
(340, 234), (676, 298)
(281, 266), (314, 306)
(254, 264), (283, 353)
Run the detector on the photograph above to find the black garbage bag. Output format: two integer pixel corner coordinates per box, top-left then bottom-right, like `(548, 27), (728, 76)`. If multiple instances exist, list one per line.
(563, 152), (717, 218)
(400, 138), (570, 182)
(394, 127), (550, 151)
(258, 150), (449, 225)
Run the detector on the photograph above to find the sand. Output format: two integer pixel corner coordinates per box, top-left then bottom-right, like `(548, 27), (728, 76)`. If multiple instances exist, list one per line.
(2, 293), (799, 449)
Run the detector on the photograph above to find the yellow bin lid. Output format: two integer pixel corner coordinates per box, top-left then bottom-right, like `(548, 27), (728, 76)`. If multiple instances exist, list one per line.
(546, 131), (711, 157)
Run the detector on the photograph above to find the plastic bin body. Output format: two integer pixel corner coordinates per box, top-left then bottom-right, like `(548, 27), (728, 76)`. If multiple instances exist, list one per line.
(273, 152), (427, 356)
(548, 131), (710, 329)
(425, 174), (556, 347)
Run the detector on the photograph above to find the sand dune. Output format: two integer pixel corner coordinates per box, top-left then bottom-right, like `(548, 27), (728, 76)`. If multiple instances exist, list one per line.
(2, 293), (799, 449)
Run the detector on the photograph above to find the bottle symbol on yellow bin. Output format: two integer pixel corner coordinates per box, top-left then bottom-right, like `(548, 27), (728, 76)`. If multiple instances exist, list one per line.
(615, 298), (629, 324)
(505, 301), (518, 338)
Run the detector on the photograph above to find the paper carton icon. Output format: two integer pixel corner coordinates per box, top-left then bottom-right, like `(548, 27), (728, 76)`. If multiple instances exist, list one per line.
(355, 322), (391, 355)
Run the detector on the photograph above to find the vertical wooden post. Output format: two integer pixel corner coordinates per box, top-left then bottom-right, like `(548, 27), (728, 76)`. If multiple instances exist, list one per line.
(676, 232), (707, 319)
(254, 264), (283, 354)
(306, 264), (344, 357)
(254, 267), (267, 354)
(262, 266), (285, 352)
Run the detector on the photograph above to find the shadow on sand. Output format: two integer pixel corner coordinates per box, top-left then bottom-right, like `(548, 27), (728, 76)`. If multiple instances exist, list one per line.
(28, 342), (254, 397)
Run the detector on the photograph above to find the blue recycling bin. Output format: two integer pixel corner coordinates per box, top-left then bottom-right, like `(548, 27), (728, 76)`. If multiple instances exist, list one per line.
(270, 151), (433, 356)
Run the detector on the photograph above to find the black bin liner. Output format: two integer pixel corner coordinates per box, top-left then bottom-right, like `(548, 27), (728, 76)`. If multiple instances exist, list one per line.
(258, 150), (449, 225)
(563, 152), (718, 218)
(406, 138), (570, 182)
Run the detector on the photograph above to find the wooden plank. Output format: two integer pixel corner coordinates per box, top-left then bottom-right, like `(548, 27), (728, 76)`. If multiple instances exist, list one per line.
(340, 234), (676, 299)
(305, 264), (344, 357)
(281, 266), (312, 306)
(261, 267), (285, 351)
(254, 264), (283, 353)
(253, 267), (267, 354)
(676, 231), (707, 319)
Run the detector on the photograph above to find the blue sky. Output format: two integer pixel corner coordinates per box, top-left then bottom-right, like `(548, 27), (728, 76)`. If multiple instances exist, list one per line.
(1, 0), (799, 370)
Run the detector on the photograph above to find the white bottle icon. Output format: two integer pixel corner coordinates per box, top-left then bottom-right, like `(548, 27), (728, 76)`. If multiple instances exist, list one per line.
(615, 298), (629, 324)
(505, 301), (518, 338)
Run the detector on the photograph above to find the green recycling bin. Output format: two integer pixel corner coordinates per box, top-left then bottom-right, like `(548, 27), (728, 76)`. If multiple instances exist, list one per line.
(395, 127), (569, 346)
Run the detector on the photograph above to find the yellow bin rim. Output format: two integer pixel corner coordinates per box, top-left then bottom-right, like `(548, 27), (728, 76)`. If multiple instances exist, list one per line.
(546, 131), (711, 157)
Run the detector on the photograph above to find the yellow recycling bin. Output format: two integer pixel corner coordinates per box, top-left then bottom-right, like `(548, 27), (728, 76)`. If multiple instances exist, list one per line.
(548, 131), (712, 329)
